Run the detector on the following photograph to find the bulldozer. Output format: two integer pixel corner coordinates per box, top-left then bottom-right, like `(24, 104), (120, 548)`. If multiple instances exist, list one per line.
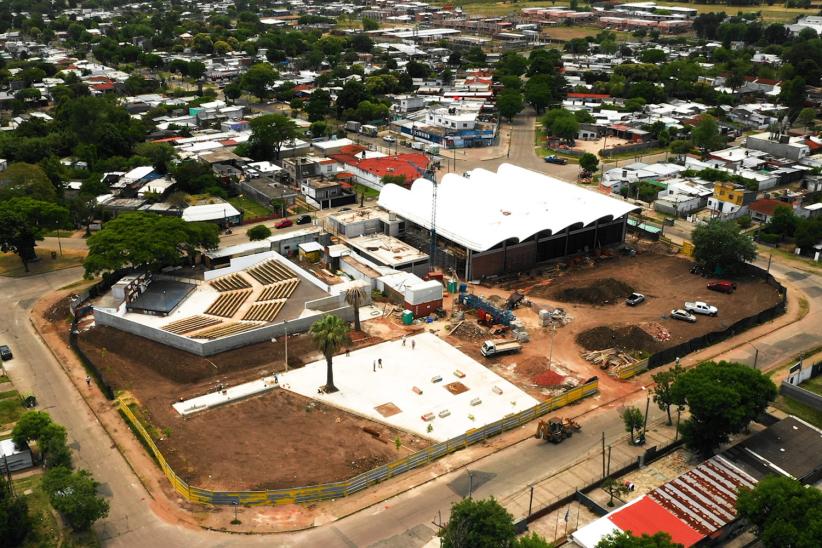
(535, 417), (581, 444)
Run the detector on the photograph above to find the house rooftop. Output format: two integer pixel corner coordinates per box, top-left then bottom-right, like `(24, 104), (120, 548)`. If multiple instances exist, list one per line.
(346, 233), (428, 267)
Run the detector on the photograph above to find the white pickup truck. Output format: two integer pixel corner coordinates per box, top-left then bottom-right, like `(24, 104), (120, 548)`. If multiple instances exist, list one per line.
(480, 339), (522, 357)
(684, 301), (718, 316)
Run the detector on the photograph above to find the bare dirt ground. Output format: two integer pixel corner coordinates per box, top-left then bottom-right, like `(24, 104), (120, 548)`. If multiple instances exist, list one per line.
(74, 325), (429, 491)
(444, 248), (782, 403)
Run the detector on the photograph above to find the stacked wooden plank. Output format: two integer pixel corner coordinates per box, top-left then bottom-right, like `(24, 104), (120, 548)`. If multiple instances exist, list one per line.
(243, 301), (286, 322)
(210, 273), (251, 292)
(162, 315), (222, 335)
(205, 289), (252, 318)
(581, 348), (637, 370)
(247, 260), (296, 285)
(256, 279), (300, 301)
(190, 321), (263, 340)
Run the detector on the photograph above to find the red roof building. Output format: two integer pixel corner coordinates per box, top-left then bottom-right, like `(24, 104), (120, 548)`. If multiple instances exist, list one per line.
(748, 198), (790, 222)
(329, 152), (430, 187)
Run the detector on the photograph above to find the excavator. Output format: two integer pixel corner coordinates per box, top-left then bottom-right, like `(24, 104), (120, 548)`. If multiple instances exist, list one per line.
(535, 417), (581, 444)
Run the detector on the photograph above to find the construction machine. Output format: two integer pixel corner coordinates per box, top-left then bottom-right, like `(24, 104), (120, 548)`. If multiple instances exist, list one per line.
(535, 417), (581, 444)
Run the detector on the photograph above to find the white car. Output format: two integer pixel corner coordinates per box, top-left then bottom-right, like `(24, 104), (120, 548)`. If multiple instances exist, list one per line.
(382, 135), (396, 143)
(684, 301), (718, 316)
(670, 309), (697, 323)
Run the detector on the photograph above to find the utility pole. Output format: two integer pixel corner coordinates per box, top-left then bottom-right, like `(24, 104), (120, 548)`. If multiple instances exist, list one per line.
(283, 320), (288, 372)
(528, 484), (535, 517)
(606, 445), (612, 476)
(642, 395), (650, 442)
(601, 432), (606, 479)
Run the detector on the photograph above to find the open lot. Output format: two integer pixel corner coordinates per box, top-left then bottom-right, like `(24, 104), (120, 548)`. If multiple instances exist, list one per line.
(75, 324), (429, 490)
(447, 248), (782, 402)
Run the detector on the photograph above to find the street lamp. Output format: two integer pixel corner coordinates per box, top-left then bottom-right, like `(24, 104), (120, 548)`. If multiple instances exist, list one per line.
(748, 342), (760, 369)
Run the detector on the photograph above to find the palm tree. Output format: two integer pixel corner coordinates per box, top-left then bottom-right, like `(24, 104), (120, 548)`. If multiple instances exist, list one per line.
(344, 283), (368, 332)
(310, 314), (350, 393)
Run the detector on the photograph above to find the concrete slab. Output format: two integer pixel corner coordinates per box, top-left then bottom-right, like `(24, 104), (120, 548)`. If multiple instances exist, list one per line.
(279, 333), (539, 442)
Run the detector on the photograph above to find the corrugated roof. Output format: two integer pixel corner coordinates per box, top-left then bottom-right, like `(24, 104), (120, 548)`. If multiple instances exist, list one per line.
(378, 163), (639, 252)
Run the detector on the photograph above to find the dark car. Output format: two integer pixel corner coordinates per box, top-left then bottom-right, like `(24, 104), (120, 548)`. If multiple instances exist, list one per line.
(544, 155), (567, 165)
(296, 214), (312, 225)
(707, 281), (737, 294)
(625, 293), (645, 306)
(275, 218), (293, 229)
(0, 345), (12, 361)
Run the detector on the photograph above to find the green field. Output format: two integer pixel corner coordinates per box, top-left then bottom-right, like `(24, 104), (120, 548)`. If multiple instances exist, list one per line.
(0, 389), (25, 427)
(800, 375), (822, 397)
(774, 393), (822, 429)
(228, 195), (274, 218)
(0, 248), (86, 278)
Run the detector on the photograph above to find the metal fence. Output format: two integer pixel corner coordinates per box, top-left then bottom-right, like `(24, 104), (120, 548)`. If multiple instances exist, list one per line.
(116, 378), (599, 506)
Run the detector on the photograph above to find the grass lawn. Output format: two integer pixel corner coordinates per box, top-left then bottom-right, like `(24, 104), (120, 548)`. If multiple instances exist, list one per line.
(0, 248), (86, 278)
(0, 389), (25, 427)
(14, 474), (100, 548)
(773, 394), (822, 429)
(228, 195), (274, 218)
(354, 183), (380, 198)
(656, 2), (814, 23)
(800, 375), (822, 397)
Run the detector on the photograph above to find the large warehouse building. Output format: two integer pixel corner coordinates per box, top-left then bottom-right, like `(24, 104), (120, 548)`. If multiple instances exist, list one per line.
(377, 163), (640, 279)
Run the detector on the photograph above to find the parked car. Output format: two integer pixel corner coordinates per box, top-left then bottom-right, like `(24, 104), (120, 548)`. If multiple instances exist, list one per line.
(689, 264), (707, 277)
(670, 309), (697, 323)
(296, 214), (312, 225)
(0, 345), (12, 361)
(684, 301), (718, 316)
(382, 135), (396, 143)
(625, 293), (645, 306)
(544, 155), (567, 165)
(707, 281), (737, 294)
(275, 218), (293, 229)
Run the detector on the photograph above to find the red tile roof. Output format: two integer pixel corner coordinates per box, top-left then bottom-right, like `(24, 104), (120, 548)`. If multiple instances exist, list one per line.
(749, 198), (788, 217)
(330, 153), (430, 183)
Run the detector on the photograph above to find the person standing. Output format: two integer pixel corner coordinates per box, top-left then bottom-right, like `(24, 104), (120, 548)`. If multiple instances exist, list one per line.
(411, 339), (416, 351)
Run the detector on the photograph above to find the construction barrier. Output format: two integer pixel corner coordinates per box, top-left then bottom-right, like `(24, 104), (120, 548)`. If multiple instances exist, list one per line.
(117, 378), (599, 506)
(616, 358), (649, 380)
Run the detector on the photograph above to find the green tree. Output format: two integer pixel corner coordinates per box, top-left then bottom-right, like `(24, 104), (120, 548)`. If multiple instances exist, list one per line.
(344, 283), (368, 332)
(335, 80), (369, 117)
(797, 107), (816, 129)
(669, 140), (692, 159)
(310, 314), (350, 393)
(351, 34), (374, 53)
(362, 17), (379, 31)
(515, 532), (553, 547)
(601, 477), (630, 507)
(779, 76), (806, 115)
(764, 205), (798, 239)
(0, 469), (30, 546)
(543, 109), (578, 144)
(83, 212), (219, 277)
(133, 142), (176, 173)
(172, 160), (219, 195)
(0, 162), (58, 202)
(0, 198), (68, 272)
(497, 90), (524, 122)
(305, 88), (332, 122)
(579, 153), (599, 174)
(736, 476), (822, 548)
(309, 120), (328, 138)
(620, 406), (644, 440)
(440, 497), (516, 548)
(524, 74), (554, 114)
(596, 531), (683, 547)
(241, 63), (278, 101)
(11, 411), (71, 468)
(248, 114), (298, 161)
(691, 115), (723, 155)
(224, 80), (242, 104)
(671, 361), (776, 456)
(651, 362), (684, 425)
(692, 219), (756, 276)
(42, 467), (109, 531)
(496, 52), (528, 77)
(246, 224), (271, 241)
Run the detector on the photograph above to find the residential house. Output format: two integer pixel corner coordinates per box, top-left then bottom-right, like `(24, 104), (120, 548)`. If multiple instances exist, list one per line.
(706, 181), (755, 219)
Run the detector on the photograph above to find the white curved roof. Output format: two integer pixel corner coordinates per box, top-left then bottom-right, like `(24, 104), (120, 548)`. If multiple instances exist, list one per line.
(377, 163), (640, 252)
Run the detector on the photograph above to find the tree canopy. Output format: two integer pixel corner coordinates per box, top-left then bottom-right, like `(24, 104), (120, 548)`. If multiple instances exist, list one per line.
(248, 114), (298, 161)
(0, 162), (58, 202)
(692, 219), (756, 276)
(246, 224), (271, 241)
(0, 464), (30, 546)
(83, 212), (219, 278)
(42, 467), (109, 532)
(671, 361), (775, 456)
(0, 197), (69, 271)
(736, 475), (822, 548)
(596, 531), (683, 548)
(440, 497), (516, 548)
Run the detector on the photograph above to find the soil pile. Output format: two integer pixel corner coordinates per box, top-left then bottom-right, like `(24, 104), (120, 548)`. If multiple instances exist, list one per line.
(533, 370), (565, 387)
(576, 325), (660, 353)
(550, 278), (634, 305)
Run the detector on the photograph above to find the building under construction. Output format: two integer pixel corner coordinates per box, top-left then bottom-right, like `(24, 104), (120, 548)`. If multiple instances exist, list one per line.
(377, 163), (640, 279)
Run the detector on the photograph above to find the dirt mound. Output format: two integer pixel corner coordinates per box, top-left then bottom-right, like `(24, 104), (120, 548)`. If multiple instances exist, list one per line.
(533, 370), (565, 387)
(576, 325), (660, 353)
(515, 356), (548, 377)
(549, 278), (634, 305)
